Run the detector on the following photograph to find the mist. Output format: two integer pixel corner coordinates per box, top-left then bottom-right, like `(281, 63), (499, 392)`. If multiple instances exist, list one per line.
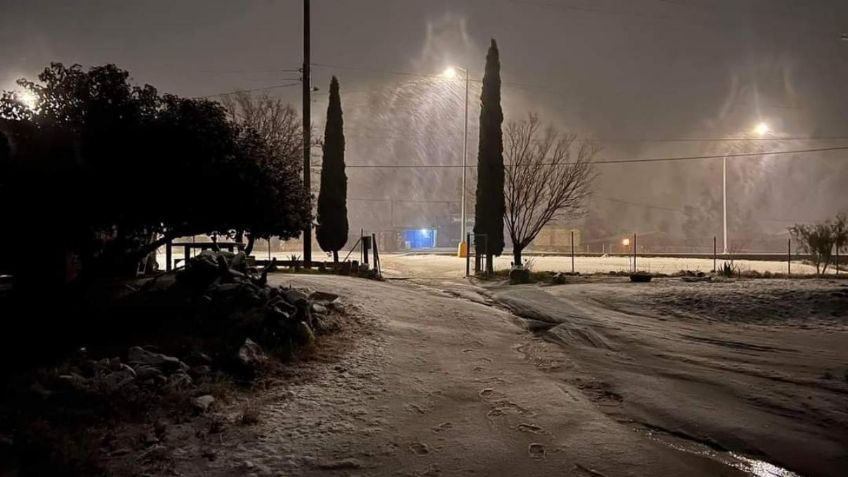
(3, 0), (847, 250)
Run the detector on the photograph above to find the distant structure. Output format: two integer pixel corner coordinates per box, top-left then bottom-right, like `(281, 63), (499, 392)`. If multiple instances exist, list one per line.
(530, 224), (582, 253)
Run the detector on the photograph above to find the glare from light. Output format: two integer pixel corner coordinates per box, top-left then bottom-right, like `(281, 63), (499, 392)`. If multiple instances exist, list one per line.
(18, 90), (37, 110)
(754, 122), (770, 136)
(622, 238), (631, 247)
(441, 67), (458, 79)
(419, 228), (430, 237)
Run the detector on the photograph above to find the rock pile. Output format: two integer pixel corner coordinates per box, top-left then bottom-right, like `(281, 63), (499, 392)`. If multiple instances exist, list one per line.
(48, 250), (342, 399)
(174, 250), (340, 359)
(55, 347), (198, 397)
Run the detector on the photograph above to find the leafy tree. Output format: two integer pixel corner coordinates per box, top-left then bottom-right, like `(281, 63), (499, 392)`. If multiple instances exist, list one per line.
(474, 39), (505, 273)
(0, 63), (309, 284)
(221, 91), (305, 254)
(503, 114), (597, 265)
(316, 76), (349, 264)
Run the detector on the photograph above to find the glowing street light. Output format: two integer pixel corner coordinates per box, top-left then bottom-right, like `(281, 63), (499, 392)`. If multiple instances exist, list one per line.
(18, 90), (37, 110)
(722, 121), (774, 254)
(622, 238), (631, 247)
(441, 65), (470, 257)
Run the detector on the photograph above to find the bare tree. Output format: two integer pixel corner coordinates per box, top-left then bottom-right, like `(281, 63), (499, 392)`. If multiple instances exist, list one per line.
(790, 212), (848, 276)
(221, 92), (303, 254)
(504, 114), (598, 266)
(221, 92), (302, 164)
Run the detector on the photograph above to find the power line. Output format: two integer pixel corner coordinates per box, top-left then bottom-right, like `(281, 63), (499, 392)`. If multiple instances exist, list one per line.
(311, 61), (560, 93)
(341, 130), (848, 144)
(593, 136), (848, 144)
(194, 68), (301, 74)
(594, 145), (848, 165)
(311, 62), (445, 81)
(338, 145), (848, 169)
(348, 197), (459, 204)
(194, 82), (301, 99)
(596, 196), (684, 213)
(345, 193), (812, 225)
(310, 61), (816, 112)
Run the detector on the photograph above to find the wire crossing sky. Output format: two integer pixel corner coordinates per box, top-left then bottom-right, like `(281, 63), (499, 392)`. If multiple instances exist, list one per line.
(2, 0), (846, 234)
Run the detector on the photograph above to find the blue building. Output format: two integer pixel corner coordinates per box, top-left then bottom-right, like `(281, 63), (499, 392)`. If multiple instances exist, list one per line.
(401, 228), (438, 249)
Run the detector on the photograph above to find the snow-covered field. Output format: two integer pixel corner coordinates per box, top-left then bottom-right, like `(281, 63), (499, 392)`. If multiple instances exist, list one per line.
(154, 250), (829, 277)
(143, 264), (846, 476)
(379, 253), (822, 278)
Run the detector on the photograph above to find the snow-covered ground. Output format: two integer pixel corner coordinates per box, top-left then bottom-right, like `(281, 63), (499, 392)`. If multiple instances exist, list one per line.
(488, 277), (848, 477)
(187, 275), (757, 476)
(156, 251), (828, 277)
(165, 270), (846, 476)
(378, 253), (822, 278)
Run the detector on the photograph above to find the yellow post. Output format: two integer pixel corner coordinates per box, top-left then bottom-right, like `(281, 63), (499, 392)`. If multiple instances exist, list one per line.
(457, 240), (468, 258)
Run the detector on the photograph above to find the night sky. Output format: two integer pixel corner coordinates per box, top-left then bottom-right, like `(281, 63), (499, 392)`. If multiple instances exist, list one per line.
(2, 0), (847, 241)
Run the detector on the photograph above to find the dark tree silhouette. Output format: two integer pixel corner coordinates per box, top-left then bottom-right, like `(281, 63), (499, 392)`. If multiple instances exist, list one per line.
(221, 92), (304, 254)
(316, 76), (348, 264)
(0, 63), (309, 284)
(474, 39), (505, 273)
(789, 213), (847, 276)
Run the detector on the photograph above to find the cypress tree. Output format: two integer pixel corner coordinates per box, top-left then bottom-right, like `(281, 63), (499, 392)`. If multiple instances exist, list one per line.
(316, 76), (348, 263)
(474, 39), (505, 273)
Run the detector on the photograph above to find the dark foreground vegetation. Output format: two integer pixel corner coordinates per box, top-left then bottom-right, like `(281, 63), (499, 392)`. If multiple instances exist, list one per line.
(0, 249), (348, 475)
(0, 61), (315, 359)
(0, 64), (323, 475)
(0, 63), (309, 288)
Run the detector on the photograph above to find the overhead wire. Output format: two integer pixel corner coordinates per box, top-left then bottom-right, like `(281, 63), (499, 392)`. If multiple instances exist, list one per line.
(336, 145), (848, 169)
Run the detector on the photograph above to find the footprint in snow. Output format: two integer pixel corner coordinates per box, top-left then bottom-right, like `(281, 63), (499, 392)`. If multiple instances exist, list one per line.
(409, 442), (430, 455)
(517, 423), (544, 434)
(432, 422), (453, 433)
(528, 443), (546, 459)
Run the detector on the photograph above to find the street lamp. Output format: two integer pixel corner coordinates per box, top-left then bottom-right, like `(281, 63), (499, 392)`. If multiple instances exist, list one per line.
(17, 90), (37, 110)
(722, 121), (771, 254)
(442, 66), (470, 257)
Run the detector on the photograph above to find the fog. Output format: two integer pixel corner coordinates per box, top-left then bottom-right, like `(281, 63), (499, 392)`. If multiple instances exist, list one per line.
(2, 0), (847, 250)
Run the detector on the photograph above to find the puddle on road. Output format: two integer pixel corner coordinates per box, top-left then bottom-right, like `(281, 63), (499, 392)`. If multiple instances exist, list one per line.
(635, 426), (801, 477)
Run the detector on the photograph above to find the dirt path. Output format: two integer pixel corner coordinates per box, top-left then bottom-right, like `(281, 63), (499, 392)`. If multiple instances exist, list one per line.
(182, 275), (747, 476)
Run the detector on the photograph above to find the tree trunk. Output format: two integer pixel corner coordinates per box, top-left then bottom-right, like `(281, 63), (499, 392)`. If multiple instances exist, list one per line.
(125, 228), (190, 268)
(333, 250), (339, 265)
(486, 253), (495, 274)
(513, 247), (523, 267)
(245, 234), (255, 256)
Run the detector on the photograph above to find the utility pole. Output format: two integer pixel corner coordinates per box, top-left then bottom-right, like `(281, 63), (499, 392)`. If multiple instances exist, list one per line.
(460, 67), (469, 257)
(302, 0), (312, 268)
(722, 155), (728, 255)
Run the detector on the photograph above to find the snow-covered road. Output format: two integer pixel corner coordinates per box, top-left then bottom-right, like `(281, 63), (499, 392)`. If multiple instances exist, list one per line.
(193, 274), (761, 476)
(488, 278), (848, 477)
(180, 270), (848, 476)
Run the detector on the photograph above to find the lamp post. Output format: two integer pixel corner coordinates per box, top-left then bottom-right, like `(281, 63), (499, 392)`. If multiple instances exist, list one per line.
(722, 122), (770, 254)
(722, 153), (728, 254)
(443, 66), (470, 257)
